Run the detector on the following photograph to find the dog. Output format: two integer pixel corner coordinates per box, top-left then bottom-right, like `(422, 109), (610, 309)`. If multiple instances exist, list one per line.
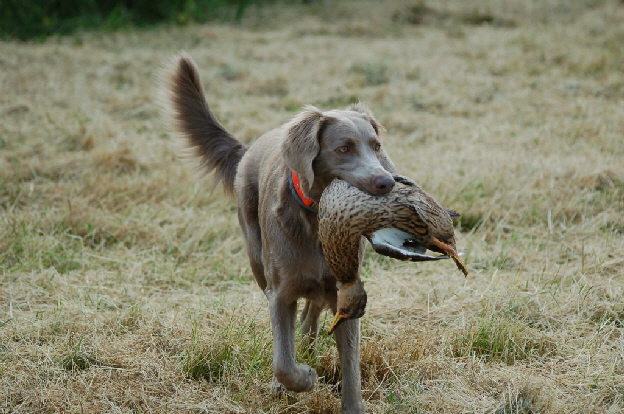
(163, 53), (397, 413)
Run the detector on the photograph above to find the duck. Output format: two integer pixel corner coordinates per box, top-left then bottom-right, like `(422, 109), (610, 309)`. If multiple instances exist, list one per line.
(318, 175), (467, 334)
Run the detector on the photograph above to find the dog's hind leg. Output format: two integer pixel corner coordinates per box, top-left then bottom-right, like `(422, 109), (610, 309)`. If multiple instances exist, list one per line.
(269, 293), (317, 392)
(334, 319), (364, 414)
(300, 300), (323, 349)
(238, 205), (267, 291)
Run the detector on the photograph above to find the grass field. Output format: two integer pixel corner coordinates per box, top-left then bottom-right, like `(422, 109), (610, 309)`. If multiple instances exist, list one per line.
(2, 0), (624, 412)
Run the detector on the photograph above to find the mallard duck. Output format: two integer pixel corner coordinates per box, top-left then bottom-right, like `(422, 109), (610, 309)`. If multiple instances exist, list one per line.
(318, 175), (467, 334)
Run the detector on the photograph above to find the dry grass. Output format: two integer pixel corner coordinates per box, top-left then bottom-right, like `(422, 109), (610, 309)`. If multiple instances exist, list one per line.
(2, 0), (624, 412)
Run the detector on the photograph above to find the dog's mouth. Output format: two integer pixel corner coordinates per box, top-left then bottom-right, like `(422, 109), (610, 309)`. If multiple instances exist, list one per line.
(367, 228), (465, 262)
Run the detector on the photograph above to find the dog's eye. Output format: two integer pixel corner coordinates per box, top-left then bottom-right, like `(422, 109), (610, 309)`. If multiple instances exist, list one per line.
(373, 143), (381, 151)
(337, 146), (350, 154)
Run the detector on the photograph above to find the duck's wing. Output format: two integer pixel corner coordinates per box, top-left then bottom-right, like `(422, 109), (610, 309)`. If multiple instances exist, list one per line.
(367, 228), (452, 262)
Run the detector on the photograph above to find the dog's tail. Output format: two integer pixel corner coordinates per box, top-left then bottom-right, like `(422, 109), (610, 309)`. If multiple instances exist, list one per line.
(163, 53), (246, 196)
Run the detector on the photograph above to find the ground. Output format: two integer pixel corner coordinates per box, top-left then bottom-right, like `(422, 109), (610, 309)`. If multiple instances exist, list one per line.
(1, 0), (624, 412)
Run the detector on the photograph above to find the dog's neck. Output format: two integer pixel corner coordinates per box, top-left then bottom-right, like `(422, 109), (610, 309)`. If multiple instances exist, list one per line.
(288, 170), (317, 213)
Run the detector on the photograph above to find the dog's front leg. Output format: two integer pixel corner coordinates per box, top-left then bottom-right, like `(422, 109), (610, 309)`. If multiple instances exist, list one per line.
(269, 293), (317, 392)
(335, 318), (364, 414)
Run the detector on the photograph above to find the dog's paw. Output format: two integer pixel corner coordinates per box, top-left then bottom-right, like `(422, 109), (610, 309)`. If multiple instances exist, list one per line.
(296, 363), (318, 392)
(274, 363), (317, 392)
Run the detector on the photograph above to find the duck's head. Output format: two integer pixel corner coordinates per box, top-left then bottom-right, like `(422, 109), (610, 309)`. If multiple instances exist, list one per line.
(328, 280), (367, 334)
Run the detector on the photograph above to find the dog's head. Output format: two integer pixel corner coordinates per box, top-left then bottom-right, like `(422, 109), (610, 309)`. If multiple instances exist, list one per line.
(282, 103), (396, 200)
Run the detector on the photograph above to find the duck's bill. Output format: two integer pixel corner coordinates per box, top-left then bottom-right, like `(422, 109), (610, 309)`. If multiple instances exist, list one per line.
(368, 228), (466, 262)
(328, 312), (348, 334)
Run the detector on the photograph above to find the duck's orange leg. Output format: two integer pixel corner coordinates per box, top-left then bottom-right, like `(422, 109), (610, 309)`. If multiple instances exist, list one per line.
(431, 237), (468, 277)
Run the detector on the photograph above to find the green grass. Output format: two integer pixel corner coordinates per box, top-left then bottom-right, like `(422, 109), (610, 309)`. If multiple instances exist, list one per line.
(451, 317), (555, 364)
(182, 315), (272, 383)
(61, 336), (102, 371)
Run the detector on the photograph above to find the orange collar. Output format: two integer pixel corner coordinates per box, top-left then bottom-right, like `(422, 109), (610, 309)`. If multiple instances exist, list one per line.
(288, 170), (316, 212)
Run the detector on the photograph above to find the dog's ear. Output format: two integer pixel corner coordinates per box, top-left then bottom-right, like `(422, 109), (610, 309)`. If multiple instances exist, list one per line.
(282, 105), (324, 193)
(347, 102), (384, 136)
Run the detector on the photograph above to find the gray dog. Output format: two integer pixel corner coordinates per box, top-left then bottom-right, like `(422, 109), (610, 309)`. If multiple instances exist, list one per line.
(164, 53), (396, 413)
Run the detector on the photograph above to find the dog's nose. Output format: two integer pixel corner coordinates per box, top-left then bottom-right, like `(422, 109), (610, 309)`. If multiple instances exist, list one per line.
(372, 175), (395, 195)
